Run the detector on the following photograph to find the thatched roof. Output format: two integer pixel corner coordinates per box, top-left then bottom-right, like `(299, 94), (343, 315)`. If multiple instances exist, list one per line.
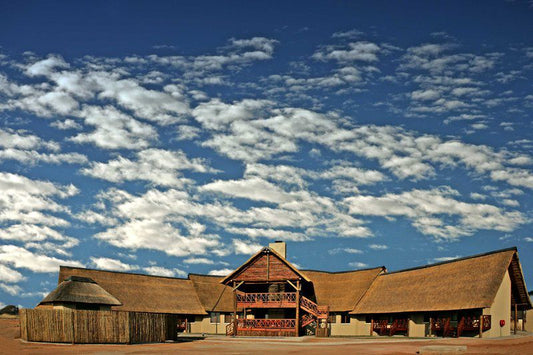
(221, 247), (311, 284)
(189, 274), (238, 312)
(304, 267), (385, 312)
(40, 276), (121, 306)
(58, 267), (206, 315)
(352, 247), (532, 314)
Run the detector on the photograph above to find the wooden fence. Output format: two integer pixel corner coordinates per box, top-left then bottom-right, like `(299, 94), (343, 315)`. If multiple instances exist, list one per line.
(20, 308), (183, 344)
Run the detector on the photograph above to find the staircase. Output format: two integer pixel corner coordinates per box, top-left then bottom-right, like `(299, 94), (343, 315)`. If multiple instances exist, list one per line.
(300, 296), (329, 336)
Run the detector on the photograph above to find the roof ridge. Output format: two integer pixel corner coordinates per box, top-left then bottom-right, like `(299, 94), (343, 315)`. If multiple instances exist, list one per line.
(302, 266), (385, 274)
(350, 267), (386, 312)
(382, 247), (517, 276)
(60, 265), (190, 281)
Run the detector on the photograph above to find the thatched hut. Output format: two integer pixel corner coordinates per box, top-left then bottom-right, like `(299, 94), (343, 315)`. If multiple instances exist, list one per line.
(58, 267), (207, 317)
(351, 248), (532, 337)
(38, 276), (121, 311)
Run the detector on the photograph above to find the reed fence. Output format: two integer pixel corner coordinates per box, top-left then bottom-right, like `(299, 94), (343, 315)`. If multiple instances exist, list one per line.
(20, 308), (182, 344)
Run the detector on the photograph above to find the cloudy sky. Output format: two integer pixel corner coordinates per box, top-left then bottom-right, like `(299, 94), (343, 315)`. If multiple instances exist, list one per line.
(0, 1), (532, 308)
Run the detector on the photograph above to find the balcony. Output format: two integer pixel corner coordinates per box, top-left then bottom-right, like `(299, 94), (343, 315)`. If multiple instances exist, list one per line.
(236, 292), (297, 308)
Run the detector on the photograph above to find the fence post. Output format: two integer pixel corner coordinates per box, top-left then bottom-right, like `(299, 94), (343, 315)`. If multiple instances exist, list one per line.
(70, 310), (75, 344)
(126, 312), (131, 344)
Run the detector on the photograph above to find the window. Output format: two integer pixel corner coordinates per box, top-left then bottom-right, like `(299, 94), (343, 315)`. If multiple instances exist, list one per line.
(340, 312), (350, 324)
(210, 312), (220, 323)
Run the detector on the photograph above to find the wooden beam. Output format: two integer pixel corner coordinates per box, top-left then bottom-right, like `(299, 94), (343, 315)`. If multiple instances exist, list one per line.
(287, 280), (300, 291)
(232, 281), (244, 291)
(479, 316), (482, 338)
(295, 279), (300, 336)
(370, 318), (373, 336)
(514, 303), (518, 335)
(266, 252), (270, 281)
(233, 281), (237, 336)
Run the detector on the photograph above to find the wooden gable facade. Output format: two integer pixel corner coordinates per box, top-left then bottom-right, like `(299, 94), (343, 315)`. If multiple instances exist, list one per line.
(222, 247), (309, 284)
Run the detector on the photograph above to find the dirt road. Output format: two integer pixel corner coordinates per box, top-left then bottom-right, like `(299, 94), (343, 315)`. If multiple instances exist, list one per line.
(2, 318), (533, 354)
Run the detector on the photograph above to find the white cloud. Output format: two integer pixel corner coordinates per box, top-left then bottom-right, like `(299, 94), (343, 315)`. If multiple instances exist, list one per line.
(202, 177), (292, 204)
(226, 227), (309, 242)
(348, 261), (368, 268)
(328, 248), (363, 255)
(233, 239), (263, 255)
(143, 266), (186, 277)
(82, 148), (215, 186)
(50, 119), (82, 130)
(431, 255), (461, 263)
(368, 244), (388, 250)
(313, 41), (381, 63)
(95, 218), (219, 257)
(184, 258), (214, 265)
(91, 257), (138, 272)
(0, 283), (23, 296)
(71, 105), (156, 150)
(0, 264), (25, 283)
(0, 245), (83, 273)
(208, 268), (233, 276)
(345, 187), (525, 240)
(25, 55), (69, 77)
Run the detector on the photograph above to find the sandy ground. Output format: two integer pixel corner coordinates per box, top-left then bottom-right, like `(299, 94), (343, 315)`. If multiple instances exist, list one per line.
(2, 318), (533, 354)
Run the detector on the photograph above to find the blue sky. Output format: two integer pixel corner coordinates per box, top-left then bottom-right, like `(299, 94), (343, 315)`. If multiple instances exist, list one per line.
(0, 0), (532, 308)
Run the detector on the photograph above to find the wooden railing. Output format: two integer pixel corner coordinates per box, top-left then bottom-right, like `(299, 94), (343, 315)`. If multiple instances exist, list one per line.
(372, 319), (408, 336)
(300, 296), (329, 319)
(481, 315), (491, 331)
(432, 316), (491, 337)
(236, 292), (297, 308)
(301, 314), (315, 328)
(390, 319), (409, 336)
(431, 318), (453, 337)
(237, 318), (296, 330)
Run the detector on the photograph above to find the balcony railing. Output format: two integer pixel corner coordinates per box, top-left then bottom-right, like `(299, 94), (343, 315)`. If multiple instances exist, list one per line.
(237, 318), (296, 330)
(300, 296), (329, 319)
(236, 292), (297, 308)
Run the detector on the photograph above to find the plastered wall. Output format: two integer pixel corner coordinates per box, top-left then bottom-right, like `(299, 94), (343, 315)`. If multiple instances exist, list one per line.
(188, 314), (229, 334)
(483, 269), (511, 338)
(408, 313), (426, 337)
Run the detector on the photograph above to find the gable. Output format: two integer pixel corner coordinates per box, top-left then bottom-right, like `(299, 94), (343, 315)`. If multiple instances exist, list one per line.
(352, 249), (517, 314)
(231, 251), (299, 282)
(222, 248), (309, 284)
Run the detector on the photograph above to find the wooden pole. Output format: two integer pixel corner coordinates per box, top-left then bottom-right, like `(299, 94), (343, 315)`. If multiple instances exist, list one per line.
(479, 316), (482, 338)
(266, 253), (270, 281)
(233, 280), (237, 336)
(71, 309), (75, 344)
(514, 303), (517, 335)
(295, 279), (300, 337)
(370, 318), (374, 336)
(429, 317), (432, 337)
(522, 307), (527, 331)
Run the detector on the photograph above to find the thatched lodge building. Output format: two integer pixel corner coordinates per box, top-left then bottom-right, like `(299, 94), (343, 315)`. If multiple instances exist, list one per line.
(40, 242), (532, 338)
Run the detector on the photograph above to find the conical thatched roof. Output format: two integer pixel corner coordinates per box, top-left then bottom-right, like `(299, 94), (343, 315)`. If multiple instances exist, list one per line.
(304, 267), (385, 312)
(352, 247), (531, 314)
(58, 267), (206, 315)
(40, 276), (121, 306)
